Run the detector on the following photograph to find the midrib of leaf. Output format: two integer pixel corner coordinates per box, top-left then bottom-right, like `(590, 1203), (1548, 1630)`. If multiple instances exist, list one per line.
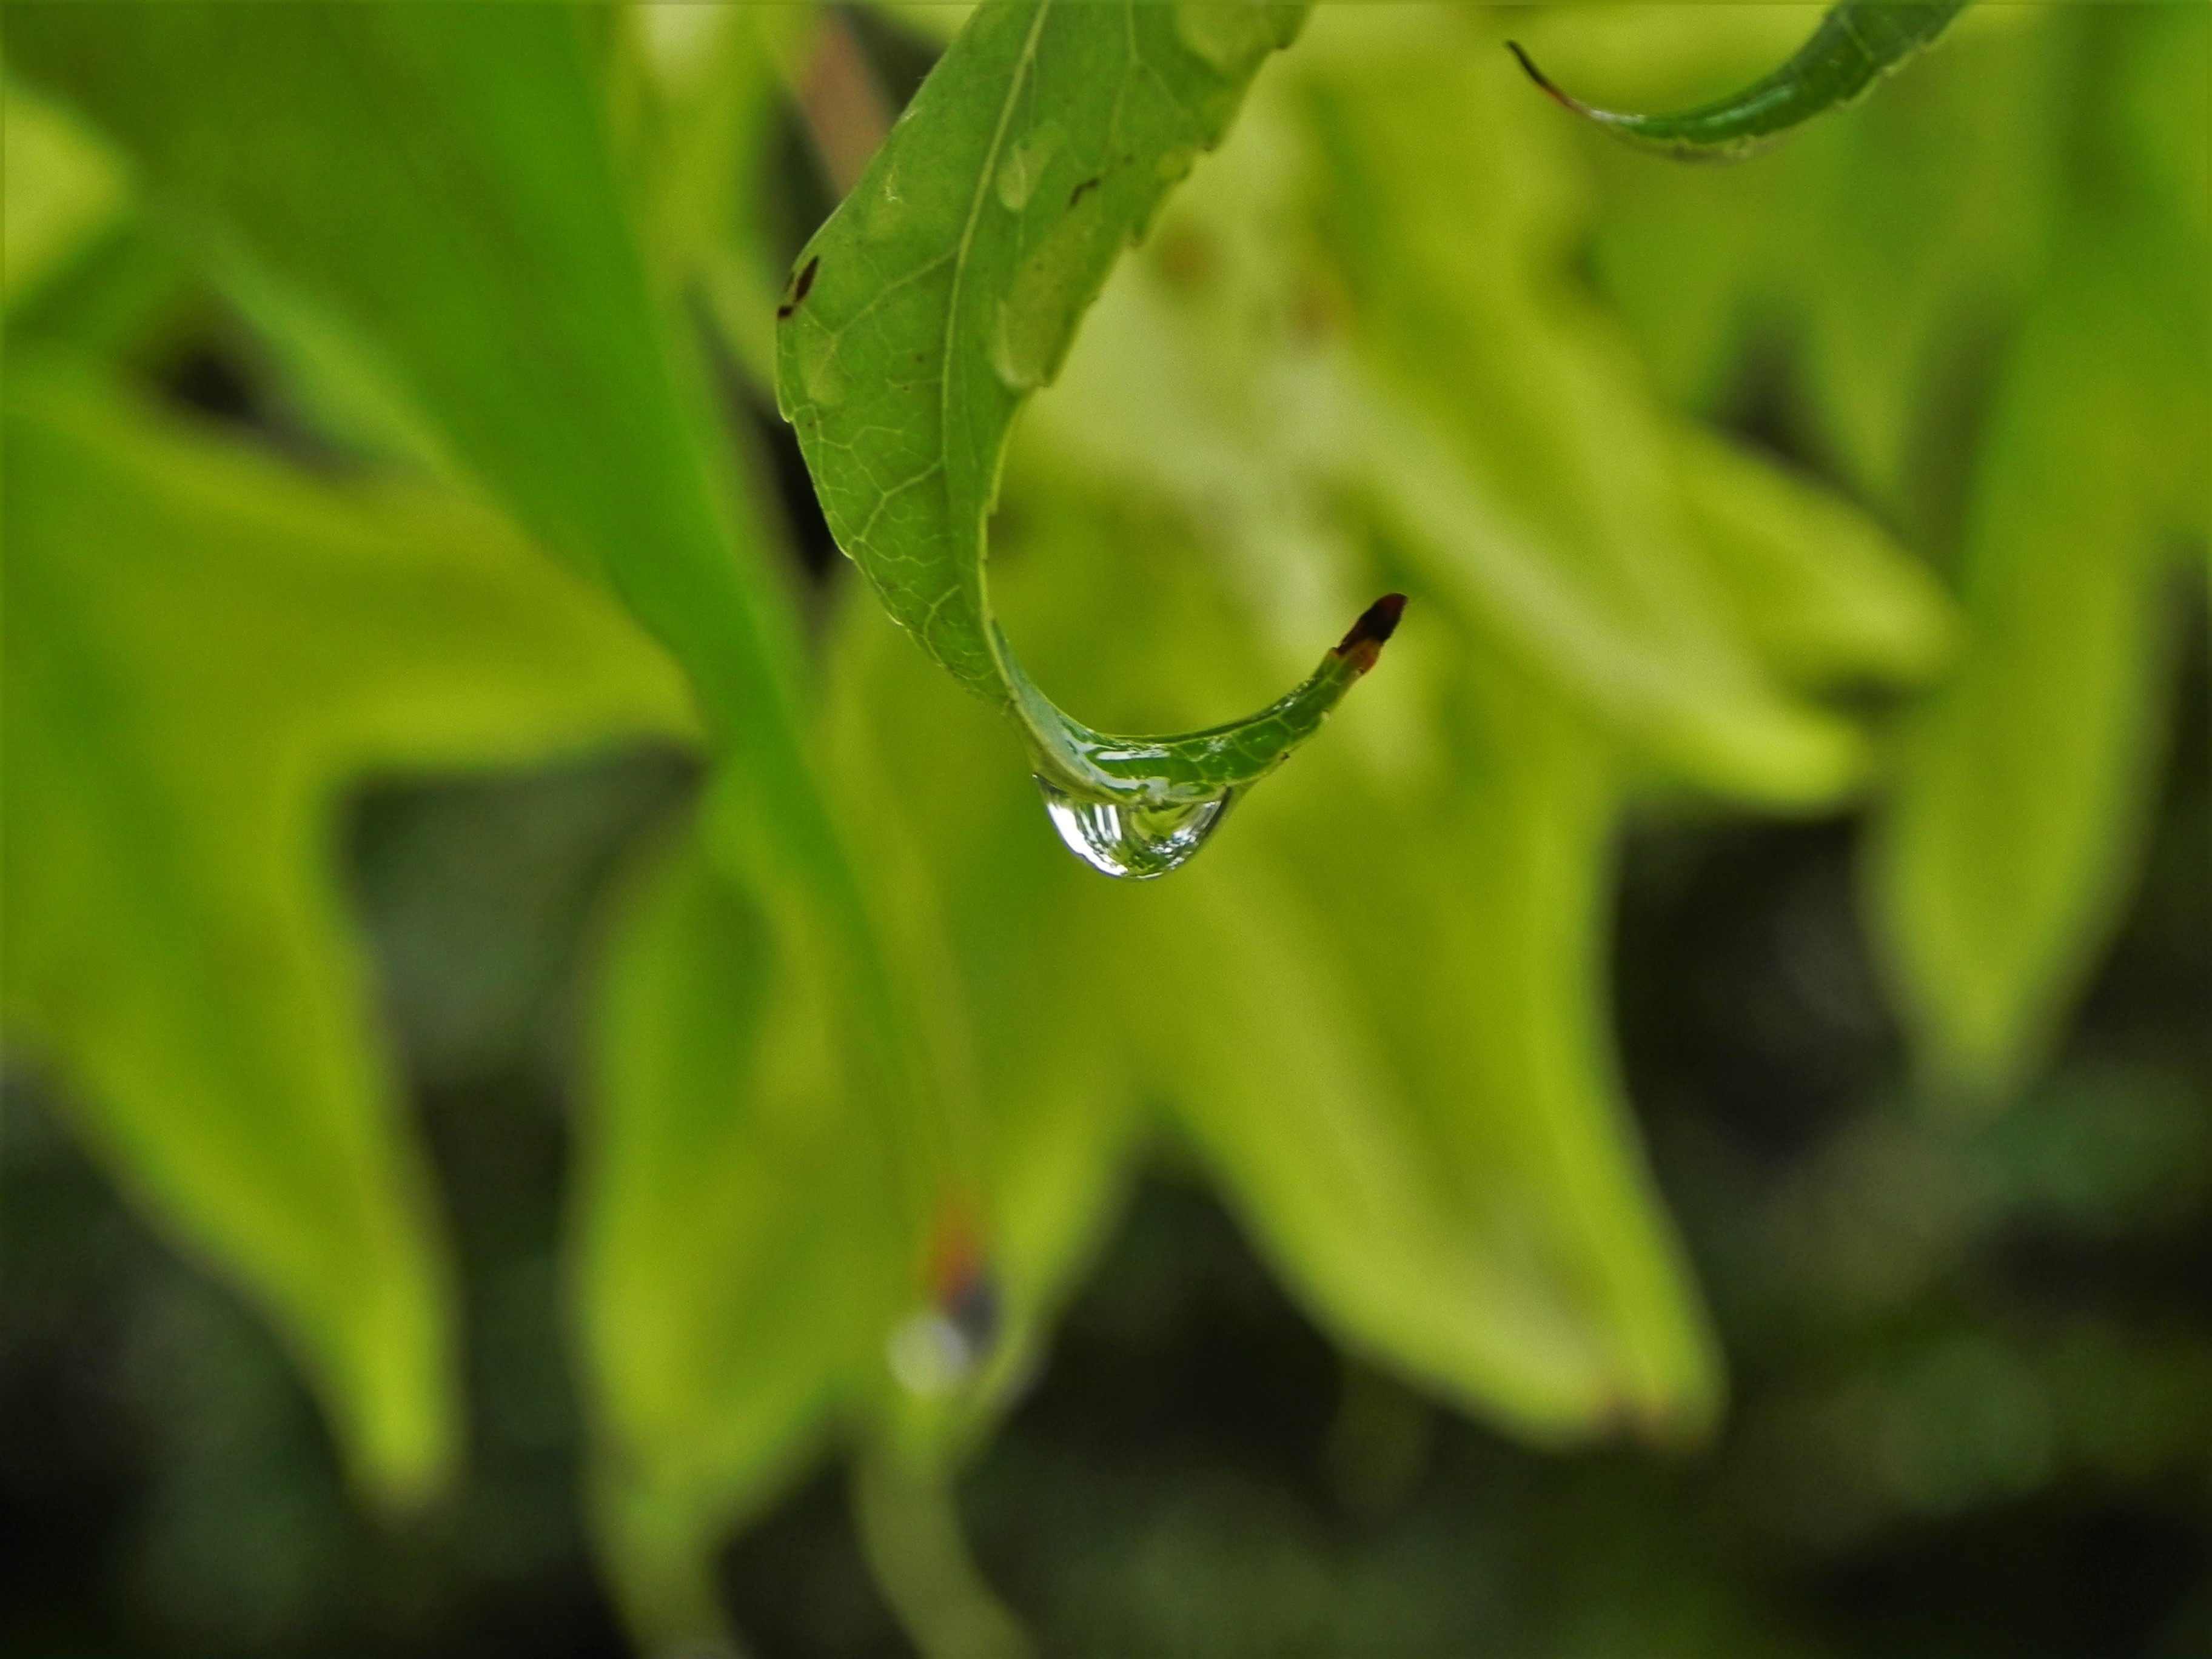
(942, 1), (1054, 545)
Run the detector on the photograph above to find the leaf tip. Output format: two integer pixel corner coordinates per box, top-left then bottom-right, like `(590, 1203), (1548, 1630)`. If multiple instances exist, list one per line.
(1504, 41), (1581, 113)
(1335, 593), (1407, 675)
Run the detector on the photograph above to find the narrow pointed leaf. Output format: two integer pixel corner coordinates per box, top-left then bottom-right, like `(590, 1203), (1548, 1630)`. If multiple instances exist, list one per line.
(777, 0), (1400, 842)
(1873, 247), (2191, 1098)
(1509, 1), (1971, 163)
(581, 830), (888, 1656)
(1674, 424), (1954, 691)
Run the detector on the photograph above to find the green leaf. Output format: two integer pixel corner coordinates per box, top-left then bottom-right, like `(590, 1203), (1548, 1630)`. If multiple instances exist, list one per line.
(579, 550), (1155, 1649)
(993, 475), (1717, 1441)
(10, 0), (987, 1451)
(2, 74), (130, 312)
(580, 828), (888, 1656)
(1673, 423), (1954, 692)
(1, 360), (693, 1505)
(1027, 13), (1867, 807)
(777, 0), (1408, 871)
(632, 2), (811, 393)
(1151, 661), (1718, 1441)
(1509, 1), (1971, 164)
(1872, 241), (2191, 1099)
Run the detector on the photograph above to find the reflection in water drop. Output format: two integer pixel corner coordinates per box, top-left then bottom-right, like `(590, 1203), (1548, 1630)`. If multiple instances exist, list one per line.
(1036, 777), (1234, 880)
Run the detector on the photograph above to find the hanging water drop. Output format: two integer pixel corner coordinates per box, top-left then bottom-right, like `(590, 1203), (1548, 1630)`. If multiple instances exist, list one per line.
(887, 1309), (982, 1397)
(1036, 777), (1235, 880)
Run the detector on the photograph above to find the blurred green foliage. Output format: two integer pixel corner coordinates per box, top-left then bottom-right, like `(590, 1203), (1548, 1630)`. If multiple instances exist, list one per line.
(1, 4), (2204, 1655)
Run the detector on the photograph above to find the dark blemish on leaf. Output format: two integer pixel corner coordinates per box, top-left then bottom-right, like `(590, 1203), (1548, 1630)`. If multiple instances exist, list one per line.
(1068, 175), (1102, 209)
(776, 255), (821, 321)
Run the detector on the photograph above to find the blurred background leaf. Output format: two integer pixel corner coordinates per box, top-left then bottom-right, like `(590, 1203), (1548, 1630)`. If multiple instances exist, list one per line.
(2, 357), (691, 1506)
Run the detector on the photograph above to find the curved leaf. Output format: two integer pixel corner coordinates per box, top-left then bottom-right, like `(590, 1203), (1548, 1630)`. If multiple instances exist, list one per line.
(777, 0), (1401, 869)
(1509, 1), (1969, 163)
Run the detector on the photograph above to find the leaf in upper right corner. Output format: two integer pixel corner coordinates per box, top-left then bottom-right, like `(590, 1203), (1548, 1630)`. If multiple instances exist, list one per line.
(1507, 0), (1969, 164)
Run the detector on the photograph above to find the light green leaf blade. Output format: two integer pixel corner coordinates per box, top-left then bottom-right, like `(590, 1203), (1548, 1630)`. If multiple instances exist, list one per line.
(778, 0), (1409, 859)
(580, 827), (889, 1656)
(1, 74), (130, 312)
(581, 568), (1152, 1649)
(1147, 663), (1719, 1441)
(993, 475), (1717, 1441)
(1872, 247), (2191, 1099)
(1033, 15), (1862, 808)
(2, 360), (694, 1506)
(1509, 0), (1970, 164)
(632, 1), (811, 394)
(11, 2), (984, 1445)
(1674, 423), (1954, 692)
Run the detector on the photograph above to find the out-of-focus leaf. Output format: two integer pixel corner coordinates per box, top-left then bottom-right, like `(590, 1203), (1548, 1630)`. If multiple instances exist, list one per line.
(2, 75), (130, 310)
(1872, 243), (2190, 1099)
(1155, 660), (1718, 1441)
(1034, 15), (1868, 808)
(578, 512), (1154, 1647)
(1509, 1), (1969, 164)
(1575, 7), (2054, 511)
(1673, 424), (1954, 691)
(1791, 10), (2054, 512)
(632, 2), (808, 392)
(779, 0), (1410, 862)
(10, 18), (993, 1641)
(581, 830), (886, 1655)
(996, 477), (1717, 1441)
(1, 360), (694, 1506)
(1309, 25), (1869, 808)
(821, 618), (1149, 1464)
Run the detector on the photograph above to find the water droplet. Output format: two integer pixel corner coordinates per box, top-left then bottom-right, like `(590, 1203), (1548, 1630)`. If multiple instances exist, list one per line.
(1037, 777), (1235, 879)
(887, 1310), (980, 1397)
(1173, 0), (1279, 75)
(796, 328), (846, 407)
(994, 122), (1064, 212)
